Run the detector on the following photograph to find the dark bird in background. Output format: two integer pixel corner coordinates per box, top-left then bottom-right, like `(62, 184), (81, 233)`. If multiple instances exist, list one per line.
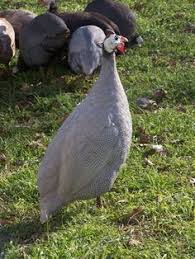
(0, 9), (36, 48)
(19, 12), (69, 68)
(85, 0), (143, 47)
(0, 18), (16, 65)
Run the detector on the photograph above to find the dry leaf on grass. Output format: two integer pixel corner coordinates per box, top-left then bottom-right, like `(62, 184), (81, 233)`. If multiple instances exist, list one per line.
(128, 237), (142, 246)
(184, 23), (195, 33)
(168, 59), (177, 67)
(176, 105), (187, 113)
(0, 219), (13, 226)
(189, 178), (195, 185)
(117, 199), (128, 204)
(0, 153), (6, 162)
(118, 207), (143, 226)
(34, 133), (46, 140)
(28, 140), (46, 149)
(151, 144), (164, 153)
(153, 88), (167, 104)
(144, 157), (154, 166)
(38, 0), (50, 6)
(136, 97), (157, 110)
(170, 139), (184, 145)
(143, 144), (167, 157)
(174, 12), (185, 19)
(137, 127), (151, 144)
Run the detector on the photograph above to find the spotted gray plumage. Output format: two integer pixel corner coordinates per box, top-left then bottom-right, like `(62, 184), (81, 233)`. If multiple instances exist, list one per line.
(68, 25), (105, 75)
(38, 38), (132, 223)
(19, 12), (69, 67)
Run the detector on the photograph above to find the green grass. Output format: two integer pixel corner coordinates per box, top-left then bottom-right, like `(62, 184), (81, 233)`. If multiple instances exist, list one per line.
(0, 0), (195, 258)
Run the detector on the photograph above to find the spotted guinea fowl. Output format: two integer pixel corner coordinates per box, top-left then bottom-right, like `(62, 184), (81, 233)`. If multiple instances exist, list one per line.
(85, 0), (143, 47)
(19, 12), (69, 68)
(38, 30), (132, 223)
(0, 9), (36, 48)
(0, 18), (15, 65)
(68, 25), (105, 75)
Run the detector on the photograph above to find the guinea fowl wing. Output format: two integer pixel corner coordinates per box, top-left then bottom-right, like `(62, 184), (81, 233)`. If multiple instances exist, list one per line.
(38, 107), (120, 202)
(59, 117), (120, 198)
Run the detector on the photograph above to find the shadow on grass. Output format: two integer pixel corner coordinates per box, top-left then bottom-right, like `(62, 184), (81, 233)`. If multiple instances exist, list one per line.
(0, 63), (90, 112)
(0, 206), (82, 254)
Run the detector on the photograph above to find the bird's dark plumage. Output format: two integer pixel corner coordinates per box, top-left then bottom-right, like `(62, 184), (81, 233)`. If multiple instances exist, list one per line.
(58, 11), (120, 35)
(85, 0), (139, 46)
(19, 12), (69, 67)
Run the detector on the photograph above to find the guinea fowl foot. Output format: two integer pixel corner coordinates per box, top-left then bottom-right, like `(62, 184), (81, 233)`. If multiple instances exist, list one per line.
(40, 209), (49, 224)
(96, 196), (105, 208)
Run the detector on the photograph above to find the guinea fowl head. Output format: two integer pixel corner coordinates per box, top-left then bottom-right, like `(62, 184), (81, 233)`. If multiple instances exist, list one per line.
(103, 30), (128, 55)
(38, 0), (57, 12)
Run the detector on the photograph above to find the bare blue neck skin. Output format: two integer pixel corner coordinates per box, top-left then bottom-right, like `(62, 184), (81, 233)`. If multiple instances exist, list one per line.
(100, 50), (117, 78)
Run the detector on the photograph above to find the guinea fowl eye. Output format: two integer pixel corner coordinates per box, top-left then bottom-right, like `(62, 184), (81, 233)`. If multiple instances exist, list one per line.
(114, 35), (119, 41)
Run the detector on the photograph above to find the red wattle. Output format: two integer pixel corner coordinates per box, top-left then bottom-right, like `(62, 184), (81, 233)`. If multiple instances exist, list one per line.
(116, 42), (126, 54)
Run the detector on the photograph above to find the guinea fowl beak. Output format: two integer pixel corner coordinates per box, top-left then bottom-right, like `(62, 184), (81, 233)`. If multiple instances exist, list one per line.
(120, 36), (128, 43)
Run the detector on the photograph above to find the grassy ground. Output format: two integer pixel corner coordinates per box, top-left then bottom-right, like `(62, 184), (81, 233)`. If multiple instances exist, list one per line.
(0, 0), (195, 258)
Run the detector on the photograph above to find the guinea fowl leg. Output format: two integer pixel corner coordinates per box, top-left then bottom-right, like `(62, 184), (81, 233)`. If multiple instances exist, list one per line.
(96, 196), (102, 208)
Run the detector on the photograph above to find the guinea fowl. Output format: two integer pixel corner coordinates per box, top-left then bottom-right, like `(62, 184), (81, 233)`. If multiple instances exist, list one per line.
(56, 11), (120, 63)
(58, 11), (119, 36)
(0, 18), (15, 65)
(85, 0), (143, 47)
(0, 9), (36, 48)
(38, 0), (119, 35)
(68, 25), (105, 75)
(19, 12), (69, 68)
(37, 0), (119, 65)
(38, 30), (132, 223)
